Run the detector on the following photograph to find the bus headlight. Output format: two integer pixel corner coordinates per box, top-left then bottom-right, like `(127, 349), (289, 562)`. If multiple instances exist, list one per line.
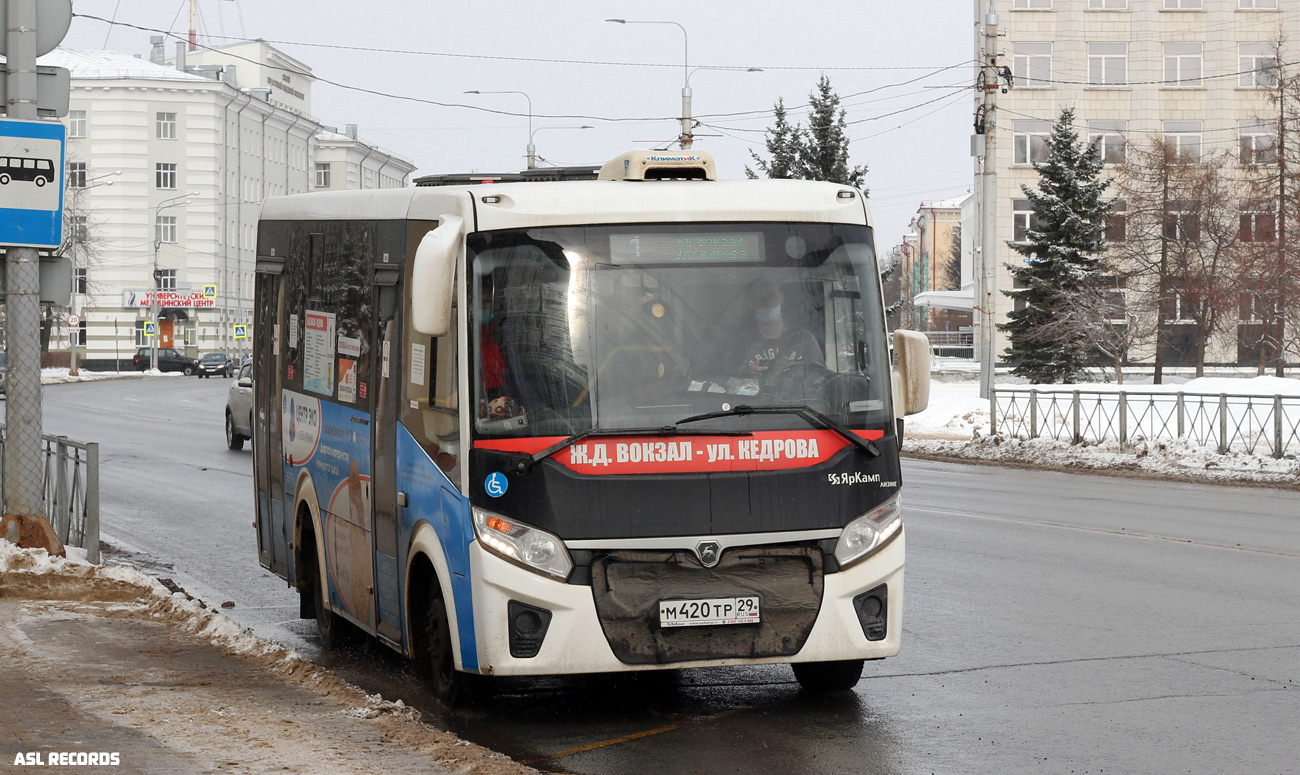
(472, 506), (573, 580)
(834, 495), (902, 570)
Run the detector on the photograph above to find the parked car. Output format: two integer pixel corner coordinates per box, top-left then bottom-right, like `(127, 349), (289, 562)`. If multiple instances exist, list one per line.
(198, 352), (234, 378)
(133, 347), (200, 375)
(225, 360), (253, 450)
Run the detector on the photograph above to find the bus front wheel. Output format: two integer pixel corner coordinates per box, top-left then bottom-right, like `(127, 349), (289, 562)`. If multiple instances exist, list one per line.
(423, 585), (461, 704)
(792, 659), (864, 692)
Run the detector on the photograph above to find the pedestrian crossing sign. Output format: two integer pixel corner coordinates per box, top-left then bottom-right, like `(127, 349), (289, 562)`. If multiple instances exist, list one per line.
(203, 284), (217, 299)
(233, 324), (248, 339)
(143, 321), (157, 337)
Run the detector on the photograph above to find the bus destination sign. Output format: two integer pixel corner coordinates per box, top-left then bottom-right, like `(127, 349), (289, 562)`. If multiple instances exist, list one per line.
(609, 232), (763, 264)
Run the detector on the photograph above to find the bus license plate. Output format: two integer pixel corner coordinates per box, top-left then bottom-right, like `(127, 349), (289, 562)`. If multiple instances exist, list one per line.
(659, 596), (761, 628)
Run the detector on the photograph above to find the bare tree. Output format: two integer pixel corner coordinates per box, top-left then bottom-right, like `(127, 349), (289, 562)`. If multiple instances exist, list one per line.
(1242, 34), (1300, 375)
(1119, 142), (1247, 377)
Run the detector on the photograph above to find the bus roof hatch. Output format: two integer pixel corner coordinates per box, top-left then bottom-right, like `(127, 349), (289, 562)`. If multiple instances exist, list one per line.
(598, 150), (716, 181)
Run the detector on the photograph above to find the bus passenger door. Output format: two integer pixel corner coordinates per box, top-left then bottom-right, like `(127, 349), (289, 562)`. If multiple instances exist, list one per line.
(371, 250), (404, 646)
(254, 269), (288, 575)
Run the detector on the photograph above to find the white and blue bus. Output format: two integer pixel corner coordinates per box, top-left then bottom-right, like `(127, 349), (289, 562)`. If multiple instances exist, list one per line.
(251, 150), (930, 702)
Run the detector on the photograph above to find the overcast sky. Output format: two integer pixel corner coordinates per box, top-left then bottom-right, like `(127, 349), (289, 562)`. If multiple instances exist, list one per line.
(61, 0), (974, 252)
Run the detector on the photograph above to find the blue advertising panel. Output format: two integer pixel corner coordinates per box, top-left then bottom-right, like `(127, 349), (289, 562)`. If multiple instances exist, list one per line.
(0, 118), (65, 249)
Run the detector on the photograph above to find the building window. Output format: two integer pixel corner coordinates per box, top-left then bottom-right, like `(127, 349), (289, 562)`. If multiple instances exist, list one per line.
(68, 110), (86, 138)
(75, 267), (88, 294)
(1013, 0), (1052, 7)
(157, 269), (177, 290)
(315, 162), (331, 188)
(75, 320), (87, 346)
(155, 215), (178, 245)
(1013, 43), (1052, 88)
(1164, 43), (1203, 87)
(1089, 121), (1127, 164)
(155, 162), (177, 190)
(1165, 0), (1201, 8)
(1240, 121), (1277, 165)
(1105, 200), (1127, 242)
(1239, 43), (1278, 87)
(1238, 0), (1275, 7)
(1090, 0), (1127, 7)
(70, 215), (88, 244)
(134, 320), (148, 347)
(1014, 120), (1051, 165)
(1163, 121), (1202, 162)
(68, 161), (86, 188)
(1088, 43), (1128, 86)
(1240, 201), (1276, 242)
(156, 112), (177, 140)
(1164, 201), (1200, 242)
(1013, 199), (1039, 242)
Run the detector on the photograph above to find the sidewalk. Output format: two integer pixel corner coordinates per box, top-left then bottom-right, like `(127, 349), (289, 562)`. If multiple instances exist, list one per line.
(0, 541), (534, 775)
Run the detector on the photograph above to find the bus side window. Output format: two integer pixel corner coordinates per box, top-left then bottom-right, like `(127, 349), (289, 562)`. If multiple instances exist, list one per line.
(402, 311), (460, 483)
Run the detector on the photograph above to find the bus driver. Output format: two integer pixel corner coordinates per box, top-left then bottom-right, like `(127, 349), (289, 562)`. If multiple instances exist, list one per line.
(732, 282), (824, 377)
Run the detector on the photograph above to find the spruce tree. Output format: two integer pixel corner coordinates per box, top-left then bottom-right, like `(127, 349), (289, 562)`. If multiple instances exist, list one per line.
(801, 75), (868, 190)
(747, 77), (868, 190)
(746, 98), (803, 179)
(999, 107), (1111, 383)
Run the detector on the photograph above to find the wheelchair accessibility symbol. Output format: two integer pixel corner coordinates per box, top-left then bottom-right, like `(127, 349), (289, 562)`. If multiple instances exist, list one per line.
(484, 472), (508, 498)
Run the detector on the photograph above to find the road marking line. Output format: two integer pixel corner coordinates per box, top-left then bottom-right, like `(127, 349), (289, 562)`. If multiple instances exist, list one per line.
(521, 709), (740, 765)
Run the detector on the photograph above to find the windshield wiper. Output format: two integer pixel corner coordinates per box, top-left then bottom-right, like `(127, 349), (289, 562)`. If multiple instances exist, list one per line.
(675, 404), (880, 458)
(520, 426), (752, 472)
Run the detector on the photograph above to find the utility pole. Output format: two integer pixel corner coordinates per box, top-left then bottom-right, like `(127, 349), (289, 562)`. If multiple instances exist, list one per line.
(1, 0), (70, 554)
(976, 2), (1005, 400)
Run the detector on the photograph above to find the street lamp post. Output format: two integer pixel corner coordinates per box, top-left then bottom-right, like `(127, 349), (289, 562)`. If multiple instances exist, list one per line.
(464, 90), (536, 168)
(528, 125), (594, 166)
(151, 193), (197, 371)
(606, 19), (692, 148)
(66, 171), (122, 377)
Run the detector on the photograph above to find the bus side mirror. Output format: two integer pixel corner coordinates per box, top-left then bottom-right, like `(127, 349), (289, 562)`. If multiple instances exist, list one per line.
(891, 330), (931, 417)
(411, 214), (464, 336)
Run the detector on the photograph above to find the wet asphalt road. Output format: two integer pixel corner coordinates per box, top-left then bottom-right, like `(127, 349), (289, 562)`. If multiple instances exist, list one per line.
(32, 377), (1300, 775)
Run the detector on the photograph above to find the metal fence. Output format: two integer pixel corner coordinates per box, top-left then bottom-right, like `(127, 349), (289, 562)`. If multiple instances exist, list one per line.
(990, 388), (1300, 459)
(0, 425), (100, 563)
(920, 330), (975, 359)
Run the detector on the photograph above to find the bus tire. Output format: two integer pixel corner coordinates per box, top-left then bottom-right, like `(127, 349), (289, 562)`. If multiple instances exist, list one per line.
(302, 528), (354, 649)
(792, 659), (864, 692)
(422, 582), (462, 705)
(0, 173), (9, 185)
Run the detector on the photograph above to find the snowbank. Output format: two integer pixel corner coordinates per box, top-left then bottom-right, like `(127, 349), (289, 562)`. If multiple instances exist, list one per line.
(0, 538), (298, 662)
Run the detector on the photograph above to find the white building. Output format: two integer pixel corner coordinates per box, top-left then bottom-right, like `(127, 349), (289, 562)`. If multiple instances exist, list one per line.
(42, 41), (414, 367)
(974, 0), (1299, 367)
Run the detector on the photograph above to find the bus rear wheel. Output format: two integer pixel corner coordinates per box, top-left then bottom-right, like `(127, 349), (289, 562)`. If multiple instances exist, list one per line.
(303, 533), (353, 649)
(792, 659), (864, 692)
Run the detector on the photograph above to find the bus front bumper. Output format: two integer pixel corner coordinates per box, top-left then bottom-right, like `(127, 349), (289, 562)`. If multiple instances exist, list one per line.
(466, 527), (904, 676)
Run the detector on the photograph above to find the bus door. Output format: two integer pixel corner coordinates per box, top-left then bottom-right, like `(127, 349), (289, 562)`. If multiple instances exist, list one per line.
(254, 266), (288, 574)
(370, 232), (404, 646)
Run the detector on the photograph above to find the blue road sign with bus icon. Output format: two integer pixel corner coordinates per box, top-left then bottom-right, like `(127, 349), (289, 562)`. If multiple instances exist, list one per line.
(0, 119), (65, 249)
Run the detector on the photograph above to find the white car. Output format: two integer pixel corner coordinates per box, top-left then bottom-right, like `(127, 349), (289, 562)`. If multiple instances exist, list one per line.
(225, 360), (253, 450)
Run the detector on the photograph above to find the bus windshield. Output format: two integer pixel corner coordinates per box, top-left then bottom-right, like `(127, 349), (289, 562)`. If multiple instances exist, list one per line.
(470, 222), (892, 437)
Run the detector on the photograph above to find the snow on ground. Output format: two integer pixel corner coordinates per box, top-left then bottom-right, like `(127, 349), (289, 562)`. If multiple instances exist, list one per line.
(905, 371), (1300, 487)
(40, 367), (167, 384)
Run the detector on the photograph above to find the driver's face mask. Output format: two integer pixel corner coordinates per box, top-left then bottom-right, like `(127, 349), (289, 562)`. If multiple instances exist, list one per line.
(755, 305), (781, 324)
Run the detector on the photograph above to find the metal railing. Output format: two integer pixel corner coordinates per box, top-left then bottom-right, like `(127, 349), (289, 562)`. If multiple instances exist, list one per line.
(920, 330), (974, 359)
(990, 388), (1300, 459)
(0, 425), (100, 563)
